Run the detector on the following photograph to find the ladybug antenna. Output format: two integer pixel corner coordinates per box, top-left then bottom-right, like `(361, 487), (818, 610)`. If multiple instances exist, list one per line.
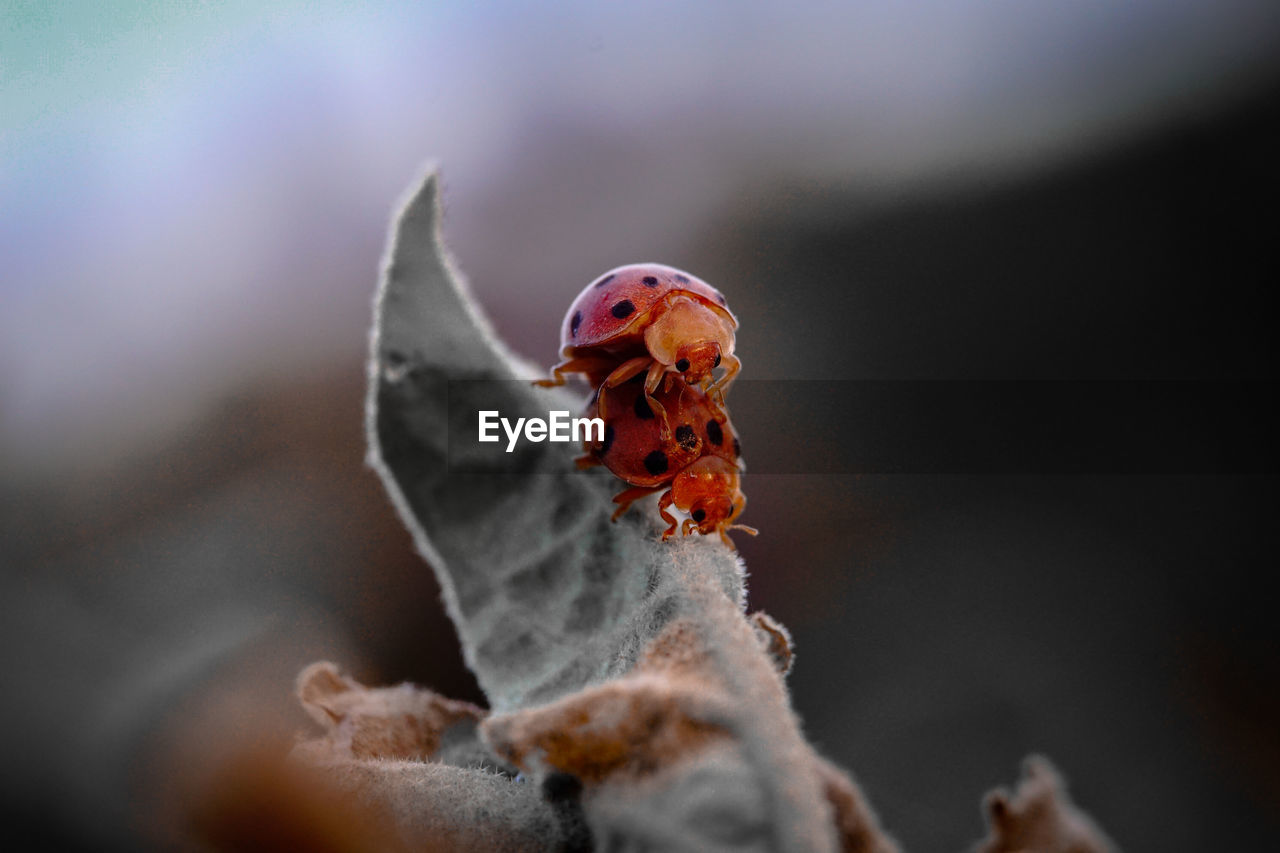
(728, 524), (758, 536)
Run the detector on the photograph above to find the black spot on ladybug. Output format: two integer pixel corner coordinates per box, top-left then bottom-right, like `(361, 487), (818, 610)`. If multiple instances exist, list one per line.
(674, 273), (690, 284)
(675, 424), (697, 451)
(570, 311), (582, 337)
(644, 450), (668, 476)
(611, 300), (635, 319)
(713, 353), (722, 368)
(634, 394), (655, 419)
(601, 424), (615, 453)
(642, 275), (659, 287)
(594, 273), (616, 289)
(706, 419), (724, 446)
(733, 437), (741, 457)
(692, 508), (706, 522)
(675, 358), (690, 372)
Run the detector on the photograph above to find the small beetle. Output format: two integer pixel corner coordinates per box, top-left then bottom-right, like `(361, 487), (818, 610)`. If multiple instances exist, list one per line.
(535, 263), (740, 433)
(579, 376), (754, 548)
(653, 455), (754, 548)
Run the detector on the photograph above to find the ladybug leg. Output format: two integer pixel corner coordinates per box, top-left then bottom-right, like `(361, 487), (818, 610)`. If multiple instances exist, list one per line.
(611, 484), (664, 522)
(706, 392), (731, 427)
(597, 356), (652, 421)
(708, 353), (742, 398)
(642, 360), (673, 440)
(534, 355), (613, 388)
(721, 523), (757, 549)
(574, 452), (600, 470)
(657, 490), (678, 540)
(681, 518), (698, 537)
(601, 356), (651, 388)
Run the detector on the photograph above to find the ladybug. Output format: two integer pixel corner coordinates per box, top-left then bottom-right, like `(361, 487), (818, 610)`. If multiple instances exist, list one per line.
(653, 455), (755, 549)
(579, 377), (754, 548)
(535, 263), (740, 431)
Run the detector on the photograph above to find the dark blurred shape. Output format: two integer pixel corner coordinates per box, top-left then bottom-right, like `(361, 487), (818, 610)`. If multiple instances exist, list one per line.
(701, 81), (1277, 383)
(707, 80), (1280, 850)
(0, 370), (484, 851)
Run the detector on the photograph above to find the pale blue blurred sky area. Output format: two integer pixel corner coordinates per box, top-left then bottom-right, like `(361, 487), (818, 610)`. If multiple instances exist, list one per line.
(3, 0), (1278, 470)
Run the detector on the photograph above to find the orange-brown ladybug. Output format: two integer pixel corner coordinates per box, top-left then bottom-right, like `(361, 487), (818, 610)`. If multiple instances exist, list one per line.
(579, 377), (754, 548)
(655, 456), (754, 549)
(535, 263), (740, 431)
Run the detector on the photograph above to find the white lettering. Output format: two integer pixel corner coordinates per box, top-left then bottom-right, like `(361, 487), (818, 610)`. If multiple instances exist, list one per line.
(549, 410), (570, 442)
(483, 410), (603, 451)
(502, 417), (525, 452)
(574, 416), (605, 443)
(478, 411), (499, 442)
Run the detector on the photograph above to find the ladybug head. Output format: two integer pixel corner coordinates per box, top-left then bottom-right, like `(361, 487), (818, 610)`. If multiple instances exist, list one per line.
(643, 296), (735, 387)
(672, 457), (755, 542)
(674, 340), (722, 385)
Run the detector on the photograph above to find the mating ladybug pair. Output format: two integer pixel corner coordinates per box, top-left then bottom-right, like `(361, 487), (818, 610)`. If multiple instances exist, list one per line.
(537, 263), (756, 547)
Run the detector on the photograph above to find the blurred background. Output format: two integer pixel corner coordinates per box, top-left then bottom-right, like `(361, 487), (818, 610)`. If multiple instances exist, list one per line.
(3, 1), (1278, 849)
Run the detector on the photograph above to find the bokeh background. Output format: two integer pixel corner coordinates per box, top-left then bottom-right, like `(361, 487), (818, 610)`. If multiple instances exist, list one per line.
(3, 1), (1278, 849)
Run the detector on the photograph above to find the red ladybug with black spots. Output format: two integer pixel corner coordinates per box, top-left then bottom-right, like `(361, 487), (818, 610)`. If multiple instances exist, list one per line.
(535, 263), (740, 432)
(579, 376), (754, 548)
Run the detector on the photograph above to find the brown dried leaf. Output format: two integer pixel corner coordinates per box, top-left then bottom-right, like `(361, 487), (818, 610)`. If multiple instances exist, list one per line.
(976, 756), (1117, 853)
